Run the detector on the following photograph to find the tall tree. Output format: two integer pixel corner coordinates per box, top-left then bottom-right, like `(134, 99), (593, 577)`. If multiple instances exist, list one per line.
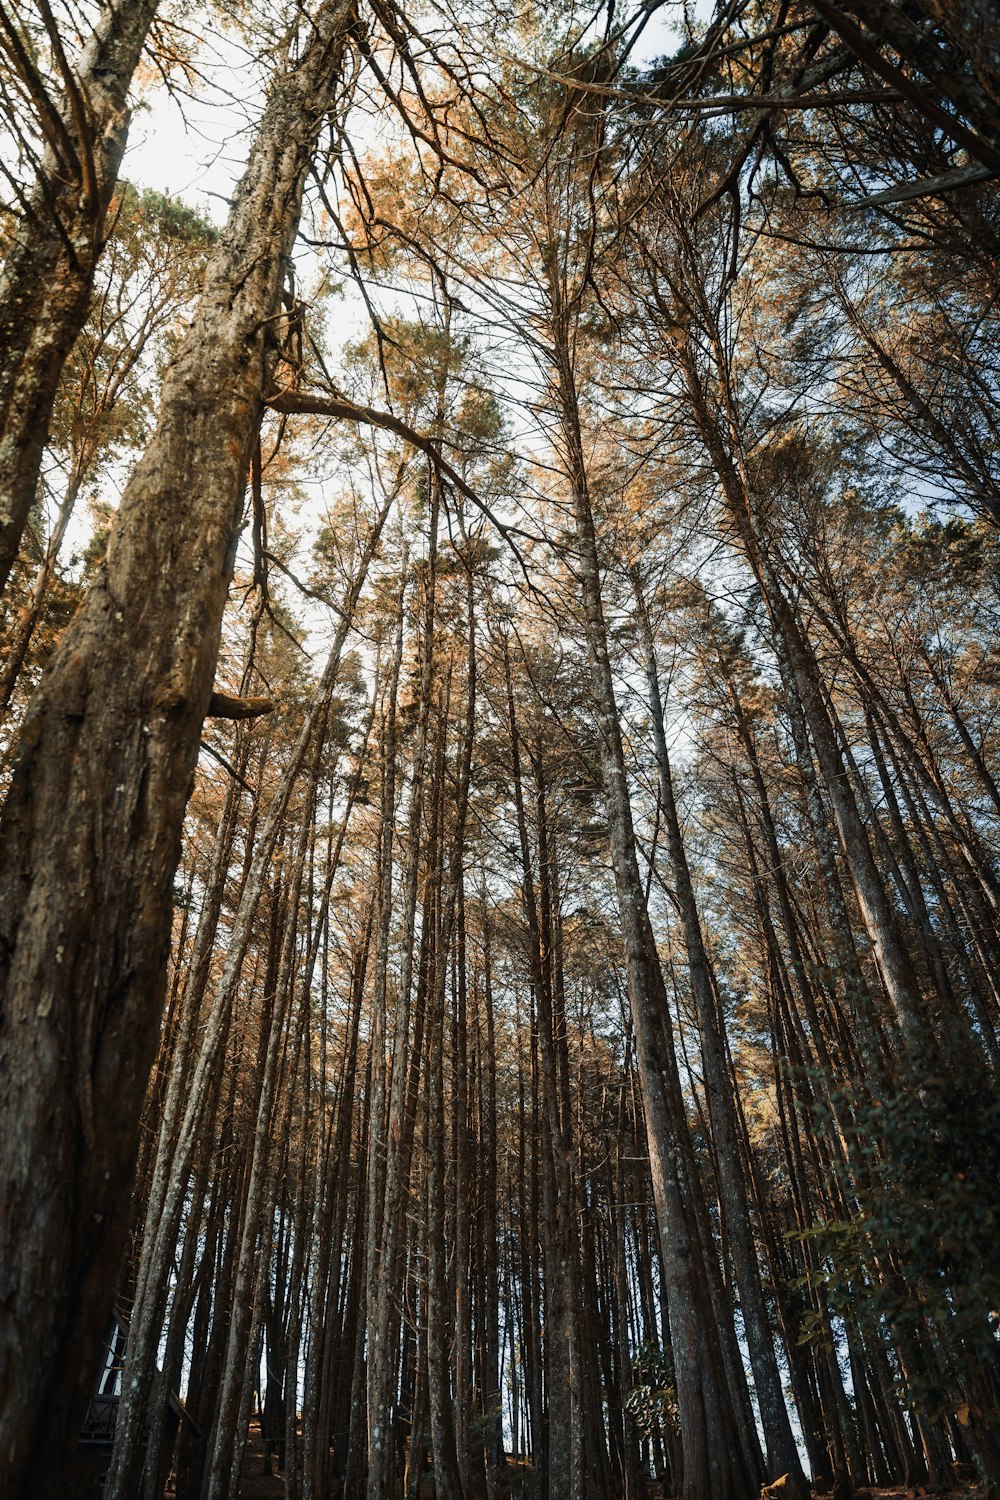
(0, 0), (161, 595)
(0, 6), (357, 1491)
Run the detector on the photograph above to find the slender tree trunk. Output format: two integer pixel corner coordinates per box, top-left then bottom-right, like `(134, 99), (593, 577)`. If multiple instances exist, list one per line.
(476, 900), (504, 1499)
(369, 490), (444, 1497)
(0, 462), (85, 713)
(631, 572), (808, 1495)
(681, 339), (928, 1055)
(550, 320), (759, 1500)
(205, 723), (342, 1499)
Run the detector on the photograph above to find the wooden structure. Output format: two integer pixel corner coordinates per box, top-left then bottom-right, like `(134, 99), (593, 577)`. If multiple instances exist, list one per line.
(72, 1311), (196, 1498)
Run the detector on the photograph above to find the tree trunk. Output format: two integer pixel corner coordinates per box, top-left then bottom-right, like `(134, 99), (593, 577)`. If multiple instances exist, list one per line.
(369, 487), (444, 1497)
(107, 500), (381, 1499)
(0, 0), (160, 596)
(632, 571), (808, 1496)
(680, 340), (929, 1057)
(0, 10), (356, 1493)
(551, 327), (759, 1500)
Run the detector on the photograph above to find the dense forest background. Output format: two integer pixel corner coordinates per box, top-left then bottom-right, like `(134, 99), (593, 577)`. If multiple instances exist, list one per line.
(2, 2), (1000, 1498)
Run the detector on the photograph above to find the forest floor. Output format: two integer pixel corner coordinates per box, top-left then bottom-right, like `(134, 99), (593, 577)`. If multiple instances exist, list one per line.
(232, 1421), (285, 1497)
(234, 1421), (286, 1497)
(231, 1428), (968, 1499)
(839, 1488), (966, 1498)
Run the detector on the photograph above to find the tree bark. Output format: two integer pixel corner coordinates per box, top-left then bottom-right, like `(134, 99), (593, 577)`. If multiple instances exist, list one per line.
(551, 325), (760, 1499)
(0, 0), (160, 596)
(0, 9), (356, 1493)
(107, 513), (382, 1499)
(632, 572), (808, 1497)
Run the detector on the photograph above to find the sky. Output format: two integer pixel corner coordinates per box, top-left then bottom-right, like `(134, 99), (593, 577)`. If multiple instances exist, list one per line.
(112, 0), (722, 662)
(119, 0), (719, 425)
(123, 0), (717, 219)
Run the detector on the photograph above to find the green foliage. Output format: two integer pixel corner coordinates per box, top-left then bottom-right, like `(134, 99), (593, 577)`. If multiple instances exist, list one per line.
(126, 187), (219, 248)
(791, 1064), (1000, 1421)
(624, 1343), (679, 1440)
(896, 513), (996, 591)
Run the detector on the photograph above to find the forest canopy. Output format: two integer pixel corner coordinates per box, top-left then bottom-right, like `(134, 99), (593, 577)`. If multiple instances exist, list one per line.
(1, 2), (1000, 1499)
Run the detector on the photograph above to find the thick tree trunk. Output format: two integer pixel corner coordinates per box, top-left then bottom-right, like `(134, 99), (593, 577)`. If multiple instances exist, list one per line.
(0, 9), (355, 1494)
(108, 539), (380, 1498)
(0, 0), (160, 596)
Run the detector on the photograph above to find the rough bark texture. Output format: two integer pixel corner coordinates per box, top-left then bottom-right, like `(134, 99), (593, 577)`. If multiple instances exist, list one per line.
(0, 7), (355, 1494)
(0, 0), (160, 597)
